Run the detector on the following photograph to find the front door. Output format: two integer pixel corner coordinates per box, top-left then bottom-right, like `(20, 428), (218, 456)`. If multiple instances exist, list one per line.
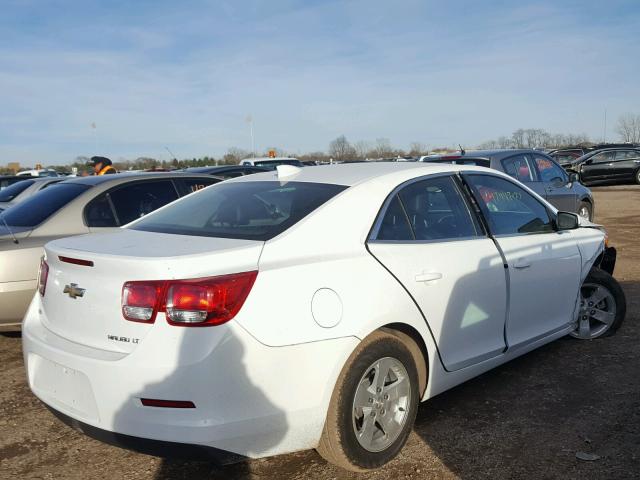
(463, 173), (582, 348)
(367, 175), (508, 371)
(532, 154), (578, 212)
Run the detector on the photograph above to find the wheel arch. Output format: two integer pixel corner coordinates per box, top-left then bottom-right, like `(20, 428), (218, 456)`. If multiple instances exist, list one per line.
(380, 323), (429, 398)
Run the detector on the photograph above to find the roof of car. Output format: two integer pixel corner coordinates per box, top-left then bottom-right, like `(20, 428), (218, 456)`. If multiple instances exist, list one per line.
(185, 165), (266, 173)
(59, 172), (214, 186)
(224, 161), (493, 187)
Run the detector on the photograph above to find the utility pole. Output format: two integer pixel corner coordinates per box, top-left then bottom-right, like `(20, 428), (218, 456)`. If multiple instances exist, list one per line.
(603, 109), (607, 143)
(246, 115), (255, 158)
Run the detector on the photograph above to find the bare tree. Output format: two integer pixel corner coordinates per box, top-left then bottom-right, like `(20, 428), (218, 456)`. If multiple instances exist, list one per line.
(329, 135), (356, 161)
(354, 140), (372, 159)
(223, 147), (250, 164)
(408, 142), (427, 156)
(511, 129), (525, 148)
(371, 138), (393, 158)
(616, 113), (640, 143)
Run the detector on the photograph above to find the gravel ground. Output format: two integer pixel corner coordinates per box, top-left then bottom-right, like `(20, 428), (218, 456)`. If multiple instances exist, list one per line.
(1, 185), (638, 480)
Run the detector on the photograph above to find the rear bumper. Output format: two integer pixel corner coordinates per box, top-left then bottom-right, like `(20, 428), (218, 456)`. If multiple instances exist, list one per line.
(47, 405), (246, 464)
(0, 279), (35, 326)
(22, 296), (359, 459)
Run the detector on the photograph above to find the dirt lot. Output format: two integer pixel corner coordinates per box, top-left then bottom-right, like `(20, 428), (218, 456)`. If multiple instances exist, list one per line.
(1, 185), (639, 480)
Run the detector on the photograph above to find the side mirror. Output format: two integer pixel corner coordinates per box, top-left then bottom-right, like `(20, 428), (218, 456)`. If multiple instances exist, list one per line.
(551, 176), (565, 187)
(568, 172), (580, 183)
(556, 211), (580, 230)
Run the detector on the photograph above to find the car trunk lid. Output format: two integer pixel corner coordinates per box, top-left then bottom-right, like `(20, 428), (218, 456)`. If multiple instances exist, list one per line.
(41, 229), (263, 353)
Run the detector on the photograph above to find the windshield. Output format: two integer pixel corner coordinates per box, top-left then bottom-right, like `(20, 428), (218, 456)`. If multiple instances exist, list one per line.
(0, 180), (35, 202)
(131, 181), (347, 241)
(2, 183), (90, 227)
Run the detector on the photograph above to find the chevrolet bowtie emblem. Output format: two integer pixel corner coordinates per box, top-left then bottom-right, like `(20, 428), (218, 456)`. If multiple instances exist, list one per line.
(63, 283), (85, 299)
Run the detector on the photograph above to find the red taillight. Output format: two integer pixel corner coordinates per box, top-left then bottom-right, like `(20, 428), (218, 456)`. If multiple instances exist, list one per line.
(121, 271), (257, 327)
(166, 271), (258, 327)
(38, 258), (49, 297)
(121, 281), (164, 323)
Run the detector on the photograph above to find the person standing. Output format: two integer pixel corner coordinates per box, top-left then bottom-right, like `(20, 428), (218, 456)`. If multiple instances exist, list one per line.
(88, 156), (116, 175)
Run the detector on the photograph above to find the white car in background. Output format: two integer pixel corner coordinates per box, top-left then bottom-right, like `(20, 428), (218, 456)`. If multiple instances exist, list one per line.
(23, 163), (625, 471)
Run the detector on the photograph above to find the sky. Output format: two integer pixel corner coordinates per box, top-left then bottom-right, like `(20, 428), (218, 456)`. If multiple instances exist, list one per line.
(1, 0), (639, 166)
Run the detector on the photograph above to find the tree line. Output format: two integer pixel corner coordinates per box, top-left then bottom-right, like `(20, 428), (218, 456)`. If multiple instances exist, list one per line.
(2, 113), (639, 175)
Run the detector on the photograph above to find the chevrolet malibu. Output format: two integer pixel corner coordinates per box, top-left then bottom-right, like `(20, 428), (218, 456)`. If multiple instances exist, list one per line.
(22, 163), (625, 471)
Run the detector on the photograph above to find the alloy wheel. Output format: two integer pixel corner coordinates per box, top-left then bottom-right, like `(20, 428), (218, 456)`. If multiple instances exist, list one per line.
(570, 282), (617, 339)
(352, 357), (411, 452)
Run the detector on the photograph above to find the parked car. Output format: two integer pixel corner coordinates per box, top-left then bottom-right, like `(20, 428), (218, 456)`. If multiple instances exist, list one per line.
(550, 143), (639, 168)
(0, 175), (31, 190)
(0, 177), (64, 212)
(23, 163), (624, 471)
(16, 168), (60, 177)
(240, 157), (304, 169)
(422, 149), (595, 220)
(0, 173), (220, 327)
(183, 165), (269, 178)
(568, 147), (640, 186)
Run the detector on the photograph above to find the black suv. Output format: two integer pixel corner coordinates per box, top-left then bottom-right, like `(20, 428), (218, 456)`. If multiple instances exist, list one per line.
(569, 148), (640, 186)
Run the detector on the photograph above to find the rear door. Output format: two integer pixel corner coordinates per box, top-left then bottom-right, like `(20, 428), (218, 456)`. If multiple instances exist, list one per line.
(368, 174), (508, 371)
(463, 173), (581, 348)
(612, 150), (640, 181)
(533, 154), (577, 212)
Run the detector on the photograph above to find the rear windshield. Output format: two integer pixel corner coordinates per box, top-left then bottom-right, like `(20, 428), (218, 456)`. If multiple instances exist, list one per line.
(2, 183), (89, 227)
(0, 179), (34, 202)
(131, 181), (347, 241)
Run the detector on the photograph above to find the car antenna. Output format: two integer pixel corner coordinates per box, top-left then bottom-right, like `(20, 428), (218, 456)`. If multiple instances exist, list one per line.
(165, 146), (178, 162)
(0, 213), (19, 244)
(459, 144), (466, 156)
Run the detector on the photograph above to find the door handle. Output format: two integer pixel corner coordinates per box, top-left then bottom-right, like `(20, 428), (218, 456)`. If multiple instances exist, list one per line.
(513, 259), (531, 269)
(415, 272), (443, 283)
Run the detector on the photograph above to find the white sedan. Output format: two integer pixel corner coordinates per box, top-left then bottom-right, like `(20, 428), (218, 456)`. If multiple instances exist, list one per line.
(22, 163), (625, 471)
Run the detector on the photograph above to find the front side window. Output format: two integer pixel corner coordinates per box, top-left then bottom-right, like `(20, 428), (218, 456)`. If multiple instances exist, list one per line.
(501, 155), (535, 183)
(465, 174), (554, 236)
(377, 176), (480, 241)
(591, 151), (615, 164)
(131, 181), (347, 241)
(534, 155), (567, 183)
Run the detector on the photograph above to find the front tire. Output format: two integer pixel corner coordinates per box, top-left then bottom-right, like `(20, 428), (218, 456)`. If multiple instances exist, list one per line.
(570, 268), (626, 339)
(317, 329), (421, 471)
(635, 168), (640, 185)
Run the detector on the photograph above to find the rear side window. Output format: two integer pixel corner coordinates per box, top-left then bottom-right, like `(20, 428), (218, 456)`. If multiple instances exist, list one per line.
(0, 179), (34, 202)
(397, 176), (480, 240)
(377, 195), (414, 240)
(465, 174), (554, 235)
(131, 181), (347, 241)
(109, 180), (179, 226)
(2, 183), (89, 227)
(501, 155), (535, 183)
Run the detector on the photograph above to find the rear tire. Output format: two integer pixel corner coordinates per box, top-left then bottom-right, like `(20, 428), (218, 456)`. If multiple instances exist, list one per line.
(317, 329), (421, 471)
(577, 201), (593, 221)
(635, 168), (640, 185)
(570, 268), (626, 339)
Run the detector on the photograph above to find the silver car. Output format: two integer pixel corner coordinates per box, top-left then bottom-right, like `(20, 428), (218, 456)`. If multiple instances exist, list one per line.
(0, 173), (220, 327)
(0, 177), (65, 212)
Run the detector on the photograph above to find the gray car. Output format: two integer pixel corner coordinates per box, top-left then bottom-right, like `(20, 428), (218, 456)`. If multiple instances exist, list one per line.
(0, 173), (220, 327)
(421, 149), (595, 220)
(0, 177), (65, 212)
